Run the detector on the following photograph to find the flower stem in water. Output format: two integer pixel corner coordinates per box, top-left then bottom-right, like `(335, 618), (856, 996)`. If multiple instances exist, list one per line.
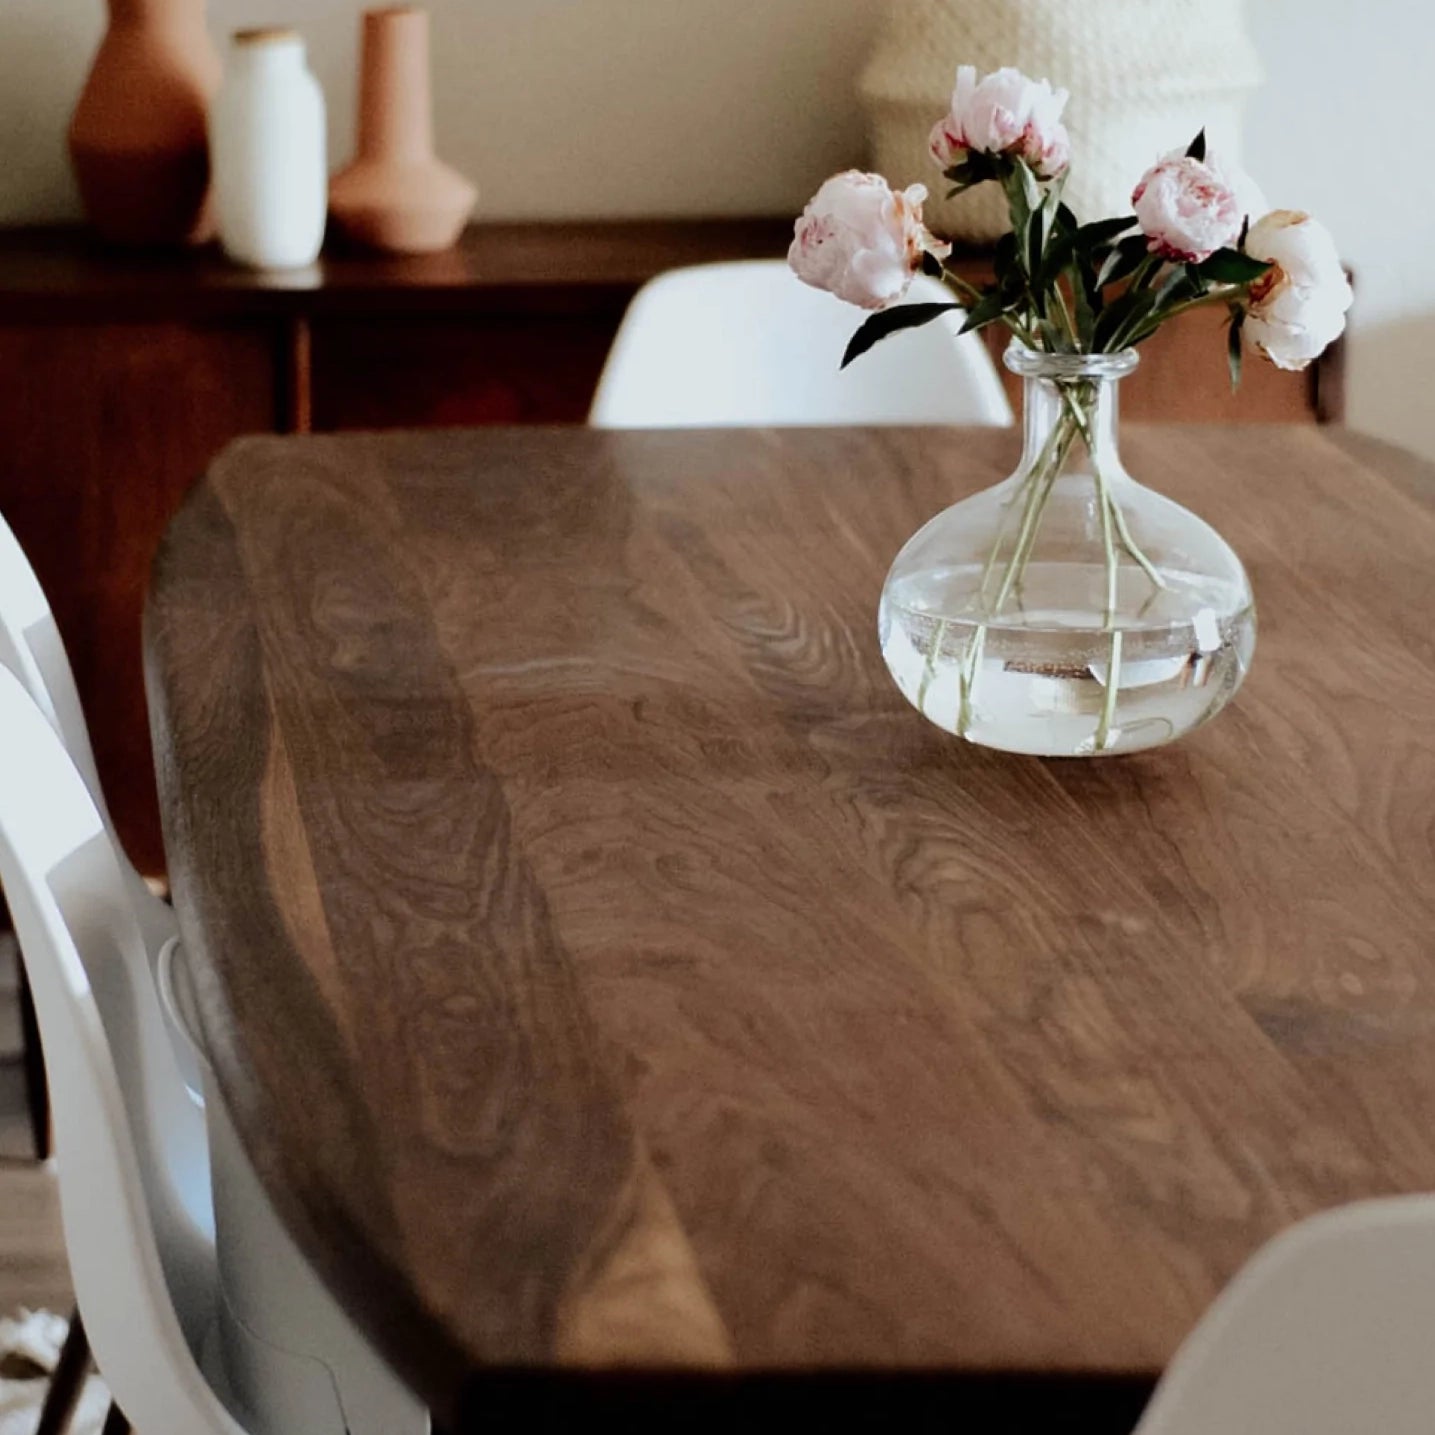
(917, 617), (947, 716)
(989, 413), (1077, 614)
(1094, 630), (1123, 752)
(957, 623), (986, 737)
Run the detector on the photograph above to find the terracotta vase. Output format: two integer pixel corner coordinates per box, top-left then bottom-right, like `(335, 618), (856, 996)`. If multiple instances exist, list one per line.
(69, 0), (222, 246)
(329, 6), (477, 254)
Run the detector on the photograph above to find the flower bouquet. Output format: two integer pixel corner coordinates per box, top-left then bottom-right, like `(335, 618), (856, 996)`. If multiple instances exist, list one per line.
(790, 67), (1352, 756)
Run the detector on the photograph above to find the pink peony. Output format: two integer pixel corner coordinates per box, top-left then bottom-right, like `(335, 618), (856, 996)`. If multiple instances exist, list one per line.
(1132, 151), (1242, 263)
(928, 65), (1071, 180)
(788, 171), (951, 311)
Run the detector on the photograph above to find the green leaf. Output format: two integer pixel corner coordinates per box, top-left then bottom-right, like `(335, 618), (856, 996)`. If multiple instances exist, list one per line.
(1154, 263), (1201, 309)
(1056, 201), (1079, 234)
(1118, 266), (1206, 348)
(1042, 171), (1069, 220)
(1072, 265), (1096, 347)
(840, 302), (963, 369)
(1186, 128), (1207, 162)
(1000, 167), (1029, 236)
(1093, 288), (1157, 350)
(1075, 215), (1138, 251)
(1227, 304), (1245, 391)
(944, 151), (1001, 188)
(920, 250), (945, 279)
(1026, 208), (1045, 294)
(993, 232), (1021, 295)
(1197, 248), (1273, 285)
(1095, 234), (1150, 290)
(1237, 213), (1250, 251)
(1036, 316), (1067, 352)
(942, 157), (991, 190)
(957, 288), (1015, 336)
(1034, 228), (1078, 292)
(1017, 159), (1043, 215)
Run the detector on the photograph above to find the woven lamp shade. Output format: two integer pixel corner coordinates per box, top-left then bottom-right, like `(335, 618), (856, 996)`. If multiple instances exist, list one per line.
(858, 0), (1262, 243)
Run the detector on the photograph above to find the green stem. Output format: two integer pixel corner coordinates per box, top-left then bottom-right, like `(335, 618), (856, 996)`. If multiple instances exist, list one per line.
(1149, 283), (1245, 326)
(989, 414), (1078, 614)
(1100, 255), (1164, 351)
(1092, 426), (1122, 754)
(939, 268), (1038, 347)
(1108, 493), (1166, 592)
(1093, 631), (1123, 753)
(957, 623), (986, 737)
(941, 271), (986, 307)
(1110, 281), (1252, 352)
(978, 410), (1068, 605)
(1128, 254), (1163, 294)
(976, 474), (1028, 605)
(1097, 467), (1118, 626)
(1051, 280), (1080, 349)
(1056, 387), (1167, 592)
(917, 618), (947, 716)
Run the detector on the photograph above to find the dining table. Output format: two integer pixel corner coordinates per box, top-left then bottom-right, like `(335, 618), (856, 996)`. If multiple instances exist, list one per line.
(144, 421), (1435, 1433)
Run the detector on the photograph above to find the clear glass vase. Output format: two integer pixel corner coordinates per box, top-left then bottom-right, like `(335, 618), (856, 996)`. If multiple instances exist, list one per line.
(879, 345), (1255, 755)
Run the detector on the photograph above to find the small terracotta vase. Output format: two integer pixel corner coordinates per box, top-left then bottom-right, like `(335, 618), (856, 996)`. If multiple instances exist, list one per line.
(69, 0), (222, 246)
(329, 6), (477, 254)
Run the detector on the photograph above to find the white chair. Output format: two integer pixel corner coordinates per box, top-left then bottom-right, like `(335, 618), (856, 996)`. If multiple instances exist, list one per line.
(0, 510), (202, 1105)
(589, 259), (1013, 428)
(0, 669), (425, 1435)
(1137, 1196), (1435, 1435)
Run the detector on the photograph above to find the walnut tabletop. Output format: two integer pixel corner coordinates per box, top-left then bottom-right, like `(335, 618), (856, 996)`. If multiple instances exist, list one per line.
(145, 424), (1435, 1432)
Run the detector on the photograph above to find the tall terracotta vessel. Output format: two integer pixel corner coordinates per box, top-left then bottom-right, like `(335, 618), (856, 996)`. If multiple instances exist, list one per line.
(329, 6), (477, 254)
(69, 0), (222, 246)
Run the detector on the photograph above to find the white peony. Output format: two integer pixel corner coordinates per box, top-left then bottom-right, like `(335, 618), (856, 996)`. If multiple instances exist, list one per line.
(788, 171), (951, 311)
(1132, 151), (1242, 264)
(1242, 210), (1353, 371)
(928, 65), (1071, 180)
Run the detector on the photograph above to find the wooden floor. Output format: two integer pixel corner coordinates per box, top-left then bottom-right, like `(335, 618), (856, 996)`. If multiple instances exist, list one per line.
(0, 935), (73, 1317)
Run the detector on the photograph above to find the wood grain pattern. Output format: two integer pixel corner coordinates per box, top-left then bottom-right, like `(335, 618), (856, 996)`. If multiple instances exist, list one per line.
(309, 315), (624, 429)
(0, 1164), (70, 1314)
(0, 222), (1332, 877)
(0, 320), (275, 874)
(145, 425), (1435, 1428)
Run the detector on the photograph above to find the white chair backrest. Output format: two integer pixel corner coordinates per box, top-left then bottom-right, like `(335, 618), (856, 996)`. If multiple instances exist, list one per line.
(1137, 1195), (1435, 1435)
(0, 669), (242, 1435)
(0, 513), (105, 804)
(589, 260), (1013, 429)
(0, 507), (203, 1093)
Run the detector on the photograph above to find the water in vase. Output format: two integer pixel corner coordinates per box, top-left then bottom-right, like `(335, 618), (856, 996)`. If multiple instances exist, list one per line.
(880, 560), (1255, 756)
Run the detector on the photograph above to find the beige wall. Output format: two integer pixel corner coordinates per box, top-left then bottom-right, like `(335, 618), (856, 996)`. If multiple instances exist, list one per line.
(1, 0), (882, 222)
(1242, 0), (1434, 462)
(2, 1), (1429, 458)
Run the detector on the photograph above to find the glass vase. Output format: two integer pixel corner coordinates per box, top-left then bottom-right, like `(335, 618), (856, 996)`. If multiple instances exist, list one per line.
(879, 345), (1255, 756)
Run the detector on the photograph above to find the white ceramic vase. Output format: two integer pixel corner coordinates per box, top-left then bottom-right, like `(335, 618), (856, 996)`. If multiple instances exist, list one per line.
(211, 28), (327, 270)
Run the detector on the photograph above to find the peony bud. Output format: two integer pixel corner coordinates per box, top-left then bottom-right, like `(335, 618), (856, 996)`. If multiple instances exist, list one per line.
(928, 65), (1072, 181)
(788, 171), (951, 311)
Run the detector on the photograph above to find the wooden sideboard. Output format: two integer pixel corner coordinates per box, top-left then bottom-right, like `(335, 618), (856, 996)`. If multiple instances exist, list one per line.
(0, 221), (1338, 873)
